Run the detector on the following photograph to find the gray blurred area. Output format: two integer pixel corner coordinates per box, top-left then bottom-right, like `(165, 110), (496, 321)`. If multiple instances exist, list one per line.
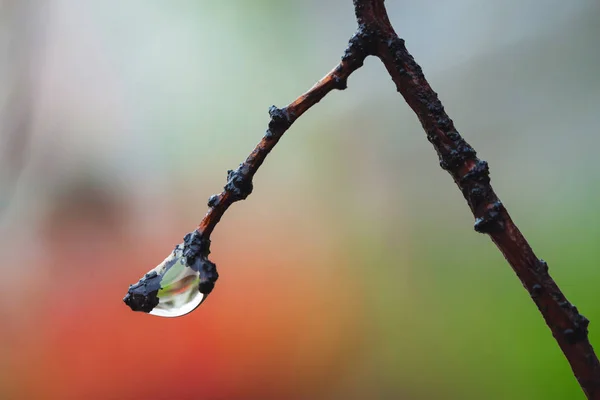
(0, 0), (44, 214)
(1, 0), (597, 228)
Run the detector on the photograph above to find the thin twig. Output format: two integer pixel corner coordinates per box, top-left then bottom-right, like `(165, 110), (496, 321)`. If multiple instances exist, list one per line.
(125, 1), (600, 396)
(197, 35), (368, 237)
(124, 32), (369, 311)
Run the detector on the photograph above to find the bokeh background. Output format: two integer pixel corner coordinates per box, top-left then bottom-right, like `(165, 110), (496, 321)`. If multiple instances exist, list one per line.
(1, 1), (599, 399)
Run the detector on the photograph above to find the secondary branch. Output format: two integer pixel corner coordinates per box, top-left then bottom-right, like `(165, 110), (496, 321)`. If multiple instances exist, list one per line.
(196, 32), (368, 238)
(125, 1), (600, 397)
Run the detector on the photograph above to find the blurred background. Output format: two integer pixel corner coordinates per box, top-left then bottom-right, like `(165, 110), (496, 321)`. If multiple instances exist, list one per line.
(1, 0), (599, 399)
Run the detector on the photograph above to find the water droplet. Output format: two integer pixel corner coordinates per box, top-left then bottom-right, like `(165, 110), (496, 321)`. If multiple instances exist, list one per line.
(123, 243), (218, 317)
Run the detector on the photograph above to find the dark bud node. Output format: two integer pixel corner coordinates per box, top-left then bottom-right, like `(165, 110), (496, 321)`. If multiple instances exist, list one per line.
(530, 283), (543, 298)
(456, 141), (477, 161)
(183, 230), (211, 262)
(188, 256), (219, 295)
(268, 106), (291, 135)
(474, 201), (504, 233)
(462, 184), (492, 212)
(225, 166), (253, 202)
(461, 159), (490, 185)
(440, 149), (462, 170)
(436, 115), (451, 130)
(563, 326), (588, 345)
(537, 259), (549, 274)
(426, 101), (443, 113)
(576, 314), (590, 330)
(446, 131), (461, 141)
(469, 185), (489, 204)
(342, 29), (372, 64)
(123, 272), (162, 313)
(332, 75), (347, 90)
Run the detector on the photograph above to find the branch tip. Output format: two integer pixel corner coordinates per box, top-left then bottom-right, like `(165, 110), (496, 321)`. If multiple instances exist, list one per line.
(130, 1), (600, 395)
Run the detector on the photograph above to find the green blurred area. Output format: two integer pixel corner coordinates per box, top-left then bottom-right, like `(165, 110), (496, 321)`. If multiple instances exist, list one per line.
(1, 1), (599, 399)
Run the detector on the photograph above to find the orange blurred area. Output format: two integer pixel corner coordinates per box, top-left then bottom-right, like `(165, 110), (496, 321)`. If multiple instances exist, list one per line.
(1, 192), (365, 399)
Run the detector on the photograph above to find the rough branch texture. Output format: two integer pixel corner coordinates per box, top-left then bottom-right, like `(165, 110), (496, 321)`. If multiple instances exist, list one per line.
(127, 0), (600, 397)
(352, 1), (600, 398)
(197, 38), (367, 237)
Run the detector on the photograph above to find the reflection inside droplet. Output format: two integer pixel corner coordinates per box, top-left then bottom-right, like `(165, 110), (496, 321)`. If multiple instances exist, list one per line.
(123, 238), (219, 317)
(149, 246), (205, 317)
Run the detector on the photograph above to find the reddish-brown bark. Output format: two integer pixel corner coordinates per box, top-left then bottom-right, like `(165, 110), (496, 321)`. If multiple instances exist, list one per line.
(142, 1), (600, 396)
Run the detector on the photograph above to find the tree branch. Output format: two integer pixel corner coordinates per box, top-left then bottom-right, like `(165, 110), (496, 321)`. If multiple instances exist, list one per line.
(197, 33), (368, 237)
(125, 1), (600, 397)
(355, 0), (600, 398)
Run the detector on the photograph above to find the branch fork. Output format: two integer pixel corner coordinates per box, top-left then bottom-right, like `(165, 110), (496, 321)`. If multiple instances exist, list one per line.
(125, 1), (600, 397)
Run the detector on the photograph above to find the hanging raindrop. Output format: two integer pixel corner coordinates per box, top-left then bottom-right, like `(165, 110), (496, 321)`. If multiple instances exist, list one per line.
(123, 233), (218, 317)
